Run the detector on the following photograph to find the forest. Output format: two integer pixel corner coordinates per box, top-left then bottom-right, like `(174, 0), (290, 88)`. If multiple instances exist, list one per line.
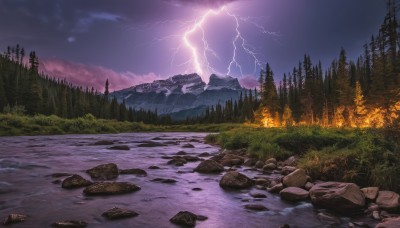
(0, 46), (171, 124)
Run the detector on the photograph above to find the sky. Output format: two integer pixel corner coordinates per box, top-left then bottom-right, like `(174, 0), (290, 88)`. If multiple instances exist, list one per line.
(0, 0), (388, 91)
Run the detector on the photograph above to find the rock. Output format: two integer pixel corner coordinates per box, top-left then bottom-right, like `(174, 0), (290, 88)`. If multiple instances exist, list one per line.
(375, 217), (400, 228)
(51, 220), (87, 227)
(3, 214), (27, 225)
(376, 191), (400, 211)
(352, 222), (369, 227)
(265, 158), (277, 165)
(372, 210), (380, 220)
(169, 211), (197, 227)
(367, 203), (380, 212)
(219, 171), (254, 189)
(309, 182), (365, 213)
(108, 145), (130, 150)
(183, 155), (200, 162)
(86, 163), (119, 180)
(267, 183), (284, 193)
(282, 169), (308, 188)
(192, 188), (202, 191)
(196, 215), (208, 221)
(176, 151), (187, 155)
(182, 143), (195, 148)
(148, 165), (160, 169)
(167, 157), (187, 166)
(198, 152), (210, 157)
(304, 182), (314, 191)
(119, 168), (147, 176)
(137, 142), (166, 147)
(220, 154), (245, 166)
(83, 182), (140, 195)
(255, 161), (264, 168)
(263, 163), (277, 171)
(52, 180), (62, 184)
(380, 210), (391, 219)
(250, 192), (267, 198)
(244, 204), (269, 211)
(61, 175), (92, 189)
(93, 140), (114, 145)
(243, 158), (256, 167)
(102, 207), (138, 220)
(254, 178), (270, 186)
(151, 178), (177, 184)
(282, 156), (299, 167)
(281, 166), (297, 175)
(194, 160), (224, 173)
(361, 187), (379, 201)
(317, 212), (341, 226)
(279, 224), (290, 228)
(50, 173), (73, 178)
(280, 187), (309, 201)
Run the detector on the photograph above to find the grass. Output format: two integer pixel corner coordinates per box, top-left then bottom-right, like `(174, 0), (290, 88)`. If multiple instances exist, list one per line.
(207, 126), (400, 191)
(0, 113), (244, 136)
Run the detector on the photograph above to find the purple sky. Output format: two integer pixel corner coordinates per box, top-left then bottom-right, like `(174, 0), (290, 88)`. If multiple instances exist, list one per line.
(0, 0), (387, 91)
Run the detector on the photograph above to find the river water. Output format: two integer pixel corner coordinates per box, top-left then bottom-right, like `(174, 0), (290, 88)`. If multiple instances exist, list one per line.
(0, 133), (377, 227)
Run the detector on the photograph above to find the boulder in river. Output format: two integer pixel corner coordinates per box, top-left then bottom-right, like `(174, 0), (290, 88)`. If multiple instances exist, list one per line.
(375, 217), (400, 228)
(317, 212), (341, 226)
(151, 178), (177, 184)
(119, 168), (147, 177)
(243, 158), (257, 167)
(3, 214), (27, 225)
(93, 140), (114, 145)
(61, 175), (92, 189)
(148, 165), (160, 169)
(182, 143), (195, 148)
(265, 158), (277, 165)
(244, 204), (269, 211)
(255, 160), (264, 169)
(86, 163), (119, 180)
(50, 173), (73, 178)
(183, 155), (201, 162)
(194, 160), (224, 173)
(360, 187), (379, 201)
(83, 182), (140, 195)
(108, 145), (130, 150)
(282, 156), (299, 167)
(282, 169), (308, 188)
(263, 163), (277, 171)
(102, 207), (138, 220)
(167, 157), (187, 166)
(169, 211), (197, 227)
(219, 171), (254, 189)
(250, 192), (267, 198)
(267, 183), (284, 193)
(376, 191), (399, 211)
(51, 220), (87, 227)
(137, 141), (166, 147)
(309, 182), (365, 213)
(279, 187), (309, 201)
(198, 152), (210, 157)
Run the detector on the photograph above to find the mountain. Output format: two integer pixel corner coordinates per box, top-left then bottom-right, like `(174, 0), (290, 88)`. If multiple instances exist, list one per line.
(111, 73), (243, 120)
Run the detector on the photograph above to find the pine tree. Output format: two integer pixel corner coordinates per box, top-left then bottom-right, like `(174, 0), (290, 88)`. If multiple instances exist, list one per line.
(354, 81), (367, 127)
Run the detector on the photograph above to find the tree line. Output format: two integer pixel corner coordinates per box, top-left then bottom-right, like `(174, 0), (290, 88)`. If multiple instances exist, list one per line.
(256, 0), (400, 128)
(0, 46), (170, 124)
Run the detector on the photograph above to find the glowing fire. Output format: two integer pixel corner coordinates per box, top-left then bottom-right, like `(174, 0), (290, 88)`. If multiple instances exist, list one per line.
(258, 102), (399, 128)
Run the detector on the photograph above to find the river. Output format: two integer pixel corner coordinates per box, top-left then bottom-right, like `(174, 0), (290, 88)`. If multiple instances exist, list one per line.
(0, 133), (376, 227)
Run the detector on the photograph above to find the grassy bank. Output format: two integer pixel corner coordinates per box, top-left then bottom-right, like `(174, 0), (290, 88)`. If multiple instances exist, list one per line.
(0, 113), (246, 136)
(206, 126), (400, 191)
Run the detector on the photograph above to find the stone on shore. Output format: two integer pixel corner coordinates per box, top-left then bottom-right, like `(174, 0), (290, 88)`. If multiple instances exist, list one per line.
(282, 169), (308, 188)
(219, 171), (254, 189)
(376, 191), (400, 211)
(244, 204), (269, 211)
(309, 182), (365, 213)
(3, 214), (27, 225)
(361, 187), (379, 201)
(375, 217), (400, 228)
(280, 187), (309, 201)
(51, 220), (87, 227)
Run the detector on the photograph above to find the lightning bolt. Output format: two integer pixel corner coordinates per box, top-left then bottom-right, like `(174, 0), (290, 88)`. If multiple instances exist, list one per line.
(132, 5), (278, 79)
(182, 7), (226, 76)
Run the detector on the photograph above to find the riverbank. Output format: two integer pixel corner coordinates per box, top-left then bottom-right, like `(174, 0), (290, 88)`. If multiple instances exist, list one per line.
(206, 126), (400, 193)
(0, 113), (249, 136)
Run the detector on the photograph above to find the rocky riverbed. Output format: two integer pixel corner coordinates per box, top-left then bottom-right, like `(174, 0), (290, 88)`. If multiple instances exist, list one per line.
(0, 132), (398, 227)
